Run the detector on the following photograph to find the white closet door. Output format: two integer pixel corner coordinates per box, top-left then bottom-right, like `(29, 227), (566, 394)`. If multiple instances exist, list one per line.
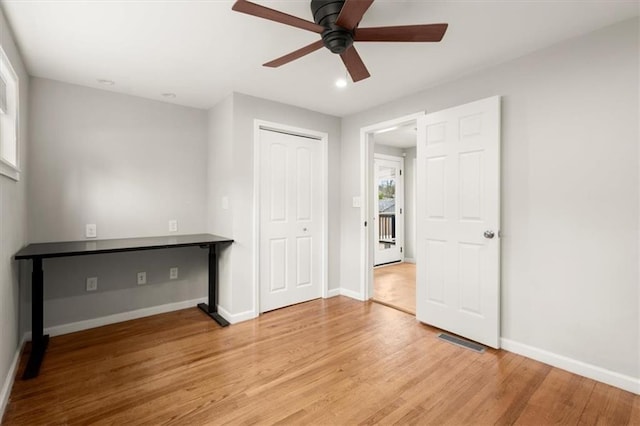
(259, 129), (322, 312)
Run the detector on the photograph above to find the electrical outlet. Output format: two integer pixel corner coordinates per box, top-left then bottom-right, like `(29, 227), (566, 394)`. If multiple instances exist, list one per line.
(86, 277), (98, 292)
(169, 219), (178, 233)
(137, 271), (147, 285)
(222, 196), (229, 210)
(169, 267), (178, 280)
(86, 224), (97, 238)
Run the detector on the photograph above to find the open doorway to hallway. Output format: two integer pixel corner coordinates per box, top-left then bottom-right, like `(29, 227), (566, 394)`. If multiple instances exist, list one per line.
(371, 123), (417, 314)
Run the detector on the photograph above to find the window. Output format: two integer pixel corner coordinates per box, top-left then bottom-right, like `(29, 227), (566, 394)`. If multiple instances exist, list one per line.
(0, 45), (19, 180)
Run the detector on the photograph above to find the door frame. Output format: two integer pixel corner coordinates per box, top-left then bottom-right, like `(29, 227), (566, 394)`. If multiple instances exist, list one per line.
(359, 112), (424, 301)
(373, 153), (405, 266)
(252, 120), (329, 317)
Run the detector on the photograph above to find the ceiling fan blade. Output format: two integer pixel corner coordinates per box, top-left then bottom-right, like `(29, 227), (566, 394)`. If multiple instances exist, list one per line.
(232, 0), (325, 34)
(263, 40), (325, 68)
(335, 0), (374, 30)
(340, 46), (370, 82)
(354, 23), (448, 42)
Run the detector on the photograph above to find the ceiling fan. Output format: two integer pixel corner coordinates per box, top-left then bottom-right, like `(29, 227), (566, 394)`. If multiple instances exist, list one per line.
(232, 0), (448, 83)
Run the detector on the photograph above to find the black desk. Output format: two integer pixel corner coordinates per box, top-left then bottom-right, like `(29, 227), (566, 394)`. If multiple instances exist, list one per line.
(15, 233), (233, 380)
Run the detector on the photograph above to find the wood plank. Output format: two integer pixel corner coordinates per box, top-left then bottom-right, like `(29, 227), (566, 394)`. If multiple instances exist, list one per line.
(3, 296), (638, 425)
(373, 262), (416, 314)
(578, 382), (638, 425)
(514, 368), (597, 424)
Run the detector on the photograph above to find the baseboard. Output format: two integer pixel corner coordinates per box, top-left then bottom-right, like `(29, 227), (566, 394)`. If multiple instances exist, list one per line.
(326, 288), (341, 298)
(403, 258), (416, 264)
(216, 306), (256, 324)
(1, 334), (27, 421)
(339, 288), (365, 301)
(25, 297), (208, 340)
(501, 338), (640, 395)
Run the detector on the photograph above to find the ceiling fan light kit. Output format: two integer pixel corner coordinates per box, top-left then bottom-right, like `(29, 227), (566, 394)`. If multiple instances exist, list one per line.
(232, 0), (448, 83)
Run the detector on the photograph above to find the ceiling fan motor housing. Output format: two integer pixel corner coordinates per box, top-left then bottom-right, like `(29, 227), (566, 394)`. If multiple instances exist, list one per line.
(311, 0), (353, 54)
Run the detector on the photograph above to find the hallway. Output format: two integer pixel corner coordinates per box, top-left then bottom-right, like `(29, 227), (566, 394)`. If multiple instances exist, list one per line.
(373, 262), (416, 315)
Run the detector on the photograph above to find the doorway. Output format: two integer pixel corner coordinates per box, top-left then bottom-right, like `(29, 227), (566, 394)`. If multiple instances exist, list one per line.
(359, 97), (502, 348)
(373, 154), (404, 266)
(253, 120), (329, 314)
(363, 115), (421, 314)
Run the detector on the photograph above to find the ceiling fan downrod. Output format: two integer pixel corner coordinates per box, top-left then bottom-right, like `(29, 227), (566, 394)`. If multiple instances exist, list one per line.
(310, 0), (353, 54)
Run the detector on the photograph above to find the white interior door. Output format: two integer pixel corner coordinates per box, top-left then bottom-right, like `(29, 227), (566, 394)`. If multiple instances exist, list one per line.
(374, 155), (404, 266)
(259, 129), (322, 312)
(416, 96), (501, 348)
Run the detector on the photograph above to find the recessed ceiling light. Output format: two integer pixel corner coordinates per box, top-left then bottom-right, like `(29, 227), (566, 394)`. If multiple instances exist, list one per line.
(162, 93), (177, 98)
(97, 79), (114, 85)
(335, 78), (347, 88)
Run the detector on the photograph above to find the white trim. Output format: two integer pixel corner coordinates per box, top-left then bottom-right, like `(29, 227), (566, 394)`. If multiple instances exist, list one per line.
(360, 112), (424, 301)
(326, 288), (341, 298)
(373, 153), (403, 162)
(217, 306), (257, 324)
(0, 46), (20, 181)
(412, 157), (417, 261)
(253, 120), (329, 316)
(252, 121), (261, 318)
(339, 287), (365, 301)
(0, 158), (19, 181)
(501, 338), (640, 395)
(25, 298), (207, 340)
(403, 258), (416, 264)
(0, 333), (26, 421)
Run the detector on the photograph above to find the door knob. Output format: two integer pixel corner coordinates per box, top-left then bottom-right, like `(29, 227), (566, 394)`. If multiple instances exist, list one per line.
(484, 230), (495, 239)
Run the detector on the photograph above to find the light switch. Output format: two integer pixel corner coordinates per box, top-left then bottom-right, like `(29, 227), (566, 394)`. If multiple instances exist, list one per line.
(222, 196), (229, 210)
(352, 196), (361, 208)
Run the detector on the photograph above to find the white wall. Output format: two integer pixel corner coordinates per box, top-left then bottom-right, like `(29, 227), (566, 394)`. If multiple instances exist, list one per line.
(25, 78), (209, 329)
(0, 5), (29, 416)
(340, 18), (639, 379)
(207, 94), (234, 312)
(207, 92), (341, 319)
(403, 147), (417, 260)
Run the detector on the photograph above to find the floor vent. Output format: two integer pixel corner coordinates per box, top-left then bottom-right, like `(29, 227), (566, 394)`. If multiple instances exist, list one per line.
(437, 333), (485, 353)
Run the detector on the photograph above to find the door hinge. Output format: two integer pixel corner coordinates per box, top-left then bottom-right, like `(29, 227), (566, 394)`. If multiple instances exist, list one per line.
(364, 221), (367, 227)
(400, 169), (402, 176)
(400, 208), (403, 214)
(400, 247), (403, 253)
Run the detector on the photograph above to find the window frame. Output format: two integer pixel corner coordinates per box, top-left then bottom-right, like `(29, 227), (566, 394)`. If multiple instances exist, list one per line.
(0, 45), (20, 181)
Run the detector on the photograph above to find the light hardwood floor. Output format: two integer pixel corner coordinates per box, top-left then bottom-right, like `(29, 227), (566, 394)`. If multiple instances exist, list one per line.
(4, 296), (639, 425)
(374, 262), (416, 314)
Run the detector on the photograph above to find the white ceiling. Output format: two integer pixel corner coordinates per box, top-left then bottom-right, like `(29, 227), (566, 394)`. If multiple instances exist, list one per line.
(374, 123), (417, 149)
(2, 0), (637, 117)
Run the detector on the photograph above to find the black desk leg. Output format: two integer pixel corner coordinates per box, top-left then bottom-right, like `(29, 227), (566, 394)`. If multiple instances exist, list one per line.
(23, 257), (50, 379)
(198, 244), (230, 327)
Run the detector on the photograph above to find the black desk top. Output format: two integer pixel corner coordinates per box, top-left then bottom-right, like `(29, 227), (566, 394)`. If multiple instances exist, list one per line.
(15, 233), (233, 260)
